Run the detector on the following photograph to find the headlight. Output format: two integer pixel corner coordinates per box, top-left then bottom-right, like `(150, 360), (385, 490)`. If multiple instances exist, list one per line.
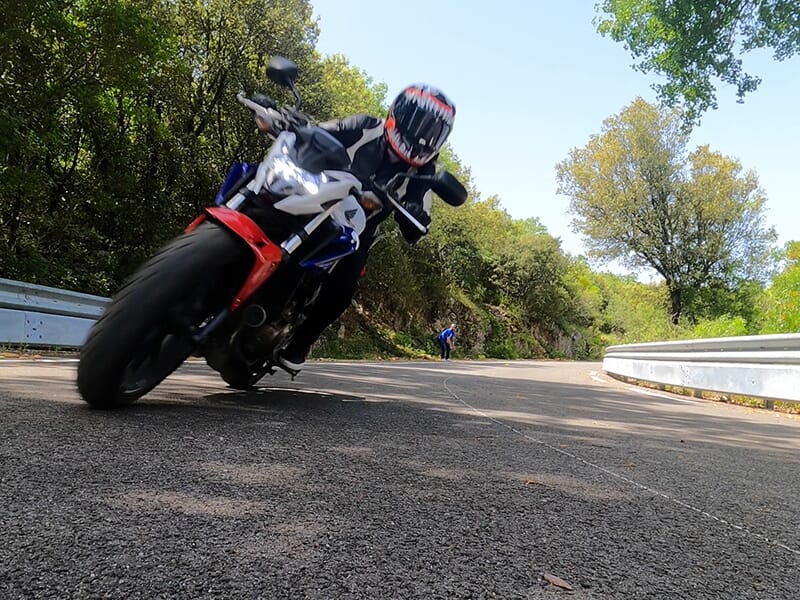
(264, 142), (327, 196)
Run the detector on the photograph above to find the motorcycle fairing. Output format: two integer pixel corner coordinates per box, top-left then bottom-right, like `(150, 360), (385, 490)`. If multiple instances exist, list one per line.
(300, 225), (360, 270)
(273, 179), (363, 215)
(188, 133), (367, 309)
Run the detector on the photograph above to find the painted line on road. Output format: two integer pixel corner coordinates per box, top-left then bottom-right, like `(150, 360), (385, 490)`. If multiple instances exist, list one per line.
(633, 387), (698, 404)
(442, 375), (800, 557)
(590, 370), (697, 404)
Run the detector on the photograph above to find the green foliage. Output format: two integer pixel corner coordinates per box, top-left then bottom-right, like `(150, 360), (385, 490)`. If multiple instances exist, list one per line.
(485, 337), (518, 360)
(759, 241), (800, 333)
(0, 0), (323, 293)
(556, 97), (778, 324)
(691, 315), (748, 339)
(491, 233), (575, 331)
(595, 0), (800, 125)
(304, 54), (388, 120)
(583, 271), (683, 344)
(684, 278), (762, 332)
(1, 0), (175, 291)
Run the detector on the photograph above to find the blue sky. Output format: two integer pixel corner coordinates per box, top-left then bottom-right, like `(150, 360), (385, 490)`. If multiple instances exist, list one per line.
(309, 0), (798, 263)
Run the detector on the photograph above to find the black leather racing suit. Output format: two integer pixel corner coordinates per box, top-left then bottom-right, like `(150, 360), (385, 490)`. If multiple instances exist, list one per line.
(286, 114), (435, 356)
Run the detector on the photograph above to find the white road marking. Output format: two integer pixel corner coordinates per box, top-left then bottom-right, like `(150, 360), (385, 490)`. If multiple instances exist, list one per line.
(589, 369), (697, 404)
(442, 375), (800, 557)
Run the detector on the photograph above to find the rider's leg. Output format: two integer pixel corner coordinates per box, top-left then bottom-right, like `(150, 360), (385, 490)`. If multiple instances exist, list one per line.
(278, 245), (368, 370)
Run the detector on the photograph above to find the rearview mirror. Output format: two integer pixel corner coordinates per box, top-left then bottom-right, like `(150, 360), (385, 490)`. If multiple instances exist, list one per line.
(266, 56), (298, 88)
(431, 171), (467, 207)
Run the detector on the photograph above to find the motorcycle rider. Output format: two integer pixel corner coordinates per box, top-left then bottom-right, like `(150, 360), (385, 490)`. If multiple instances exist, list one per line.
(273, 84), (457, 372)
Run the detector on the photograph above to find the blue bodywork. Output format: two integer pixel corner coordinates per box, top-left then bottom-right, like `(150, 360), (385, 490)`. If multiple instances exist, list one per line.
(300, 226), (359, 270)
(215, 162), (258, 205)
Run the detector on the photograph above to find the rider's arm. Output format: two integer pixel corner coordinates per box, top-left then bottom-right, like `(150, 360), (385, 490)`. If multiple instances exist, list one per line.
(320, 114), (434, 243)
(319, 115), (384, 149)
(249, 94), (282, 134)
(395, 162), (435, 244)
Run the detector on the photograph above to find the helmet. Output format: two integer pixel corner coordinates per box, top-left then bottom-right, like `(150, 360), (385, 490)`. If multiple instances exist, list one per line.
(385, 85), (456, 167)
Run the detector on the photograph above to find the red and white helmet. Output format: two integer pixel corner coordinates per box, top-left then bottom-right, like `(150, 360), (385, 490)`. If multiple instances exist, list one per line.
(385, 84), (456, 167)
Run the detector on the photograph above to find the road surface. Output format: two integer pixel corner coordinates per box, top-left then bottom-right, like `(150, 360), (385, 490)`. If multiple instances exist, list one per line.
(1, 358), (798, 598)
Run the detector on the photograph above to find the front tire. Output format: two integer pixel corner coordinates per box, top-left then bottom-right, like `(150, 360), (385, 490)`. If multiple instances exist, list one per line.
(77, 223), (250, 408)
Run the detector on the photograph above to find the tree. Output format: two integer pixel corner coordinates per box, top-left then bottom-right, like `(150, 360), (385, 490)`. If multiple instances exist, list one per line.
(0, 0), (176, 291)
(759, 241), (800, 333)
(587, 270), (678, 343)
(595, 0), (800, 124)
(302, 54), (387, 120)
(491, 233), (574, 330)
(556, 98), (777, 323)
(0, 0), (324, 292)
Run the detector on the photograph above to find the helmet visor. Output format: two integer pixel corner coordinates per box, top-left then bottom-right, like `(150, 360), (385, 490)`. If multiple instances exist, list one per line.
(394, 100), (452, 161)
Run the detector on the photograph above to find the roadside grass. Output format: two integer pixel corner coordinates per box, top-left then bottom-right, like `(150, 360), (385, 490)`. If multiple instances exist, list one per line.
(0, 344), (79, 359)
(610, 374), (799, 415)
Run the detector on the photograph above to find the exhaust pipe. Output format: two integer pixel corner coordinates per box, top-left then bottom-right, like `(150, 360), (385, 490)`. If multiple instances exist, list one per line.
(243, 304), (267, 328)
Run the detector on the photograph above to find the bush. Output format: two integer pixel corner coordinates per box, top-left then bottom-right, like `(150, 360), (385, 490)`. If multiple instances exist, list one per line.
(691, 315), (748, 339)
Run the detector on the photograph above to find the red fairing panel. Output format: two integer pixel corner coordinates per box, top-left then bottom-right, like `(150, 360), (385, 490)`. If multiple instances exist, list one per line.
(187, 208), (283, 311)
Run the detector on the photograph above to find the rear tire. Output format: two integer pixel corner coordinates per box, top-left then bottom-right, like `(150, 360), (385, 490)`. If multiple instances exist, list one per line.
(77, 223), (250, 408)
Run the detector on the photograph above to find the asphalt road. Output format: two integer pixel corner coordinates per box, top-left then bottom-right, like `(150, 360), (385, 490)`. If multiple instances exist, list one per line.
(1, 358), (799, 599)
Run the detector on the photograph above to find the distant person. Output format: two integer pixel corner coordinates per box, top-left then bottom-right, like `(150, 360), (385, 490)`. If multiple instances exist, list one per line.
(438, 323), (456, 360)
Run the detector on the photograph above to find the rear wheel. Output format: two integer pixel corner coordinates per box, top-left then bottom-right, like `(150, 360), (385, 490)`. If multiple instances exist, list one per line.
(77, 223), (250, 408)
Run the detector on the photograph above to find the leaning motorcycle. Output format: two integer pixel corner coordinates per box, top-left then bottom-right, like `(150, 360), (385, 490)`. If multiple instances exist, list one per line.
(76, 57), (467, 408)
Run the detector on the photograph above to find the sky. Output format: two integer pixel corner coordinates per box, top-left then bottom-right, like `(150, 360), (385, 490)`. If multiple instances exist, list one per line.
(308, 0), (798, 268)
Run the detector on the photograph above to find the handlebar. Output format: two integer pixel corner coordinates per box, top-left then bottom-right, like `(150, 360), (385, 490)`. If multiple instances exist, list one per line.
(237, 94), (285, 135)
(369, 175), (429, 235)
(348, 172), (433, 237)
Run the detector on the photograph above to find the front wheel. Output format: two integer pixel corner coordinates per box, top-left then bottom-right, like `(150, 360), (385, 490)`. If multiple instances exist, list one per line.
(77, 223), (250, 408)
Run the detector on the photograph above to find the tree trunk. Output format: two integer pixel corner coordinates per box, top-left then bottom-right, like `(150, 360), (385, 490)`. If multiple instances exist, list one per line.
(668, 285), (682, 324)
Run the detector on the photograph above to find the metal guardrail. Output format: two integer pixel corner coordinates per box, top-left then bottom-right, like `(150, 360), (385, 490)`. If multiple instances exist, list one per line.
(603, 334), (800, 403)
(0, 278), (110, 348)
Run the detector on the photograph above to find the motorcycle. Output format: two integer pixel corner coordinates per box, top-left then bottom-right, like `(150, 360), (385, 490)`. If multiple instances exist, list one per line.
(76, 56), (467, 408)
